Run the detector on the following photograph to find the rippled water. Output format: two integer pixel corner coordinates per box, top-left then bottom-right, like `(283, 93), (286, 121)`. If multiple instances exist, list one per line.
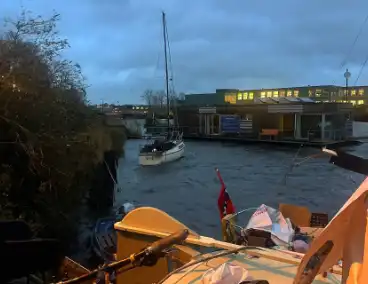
(116, 140), (367, 239)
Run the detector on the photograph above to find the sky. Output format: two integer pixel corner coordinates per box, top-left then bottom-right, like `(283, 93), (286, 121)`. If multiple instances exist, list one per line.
(2, 0), (368, 104)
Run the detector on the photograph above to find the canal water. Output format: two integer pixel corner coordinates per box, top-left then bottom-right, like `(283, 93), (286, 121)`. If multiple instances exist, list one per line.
(116, 139), (367, 239)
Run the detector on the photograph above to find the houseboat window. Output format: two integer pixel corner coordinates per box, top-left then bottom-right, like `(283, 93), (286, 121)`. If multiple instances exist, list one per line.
(260, 91), (266, 98)
(358, 100), (364, 105)
(273, 91), (279, 97)
(287, 90), (292, 97)
(237, 93), (243, 100)
(359, 89), (364, 95)
(267, 91), (272, 97)
(280, 90), (285, 97)
(249, 92), (254, 100)
(351, 89), (356, 96)
(294, 90), (299, 97)
(243, 92), (248, 100)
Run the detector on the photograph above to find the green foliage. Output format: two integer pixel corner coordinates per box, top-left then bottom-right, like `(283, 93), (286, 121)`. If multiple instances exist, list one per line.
(0, 9), (126, 243)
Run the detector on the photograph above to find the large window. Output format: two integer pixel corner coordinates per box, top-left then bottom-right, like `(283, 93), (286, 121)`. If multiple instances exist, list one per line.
(243, 92), (248, 100)
(249, 92), (254, 100)
(261, 92), (266, 98)
(273, 91), (279, 97)
(294, 90), (299, 97)
(267, 91), (272, 98)
(357, 100), (364, 105)
(351, 89), (356, 96)
(287, 90), (292, 97)
(359, 89), (364, 95)
(280, 90), (285, 97)
(225, 94), (236, 104)
(237, 93), (243, 100)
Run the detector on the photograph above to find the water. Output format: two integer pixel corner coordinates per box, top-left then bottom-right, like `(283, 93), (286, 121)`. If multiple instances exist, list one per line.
(116, 140), (367, 240)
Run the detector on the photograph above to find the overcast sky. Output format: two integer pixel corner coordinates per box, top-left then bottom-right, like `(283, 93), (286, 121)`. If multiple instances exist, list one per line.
(2, 0), (368, 104)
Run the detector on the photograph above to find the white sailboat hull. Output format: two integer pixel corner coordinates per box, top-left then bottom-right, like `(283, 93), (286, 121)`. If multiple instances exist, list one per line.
(139, 141), (185, 166)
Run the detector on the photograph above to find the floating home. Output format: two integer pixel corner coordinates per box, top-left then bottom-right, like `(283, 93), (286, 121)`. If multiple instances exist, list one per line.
(176, 97), (355, 146)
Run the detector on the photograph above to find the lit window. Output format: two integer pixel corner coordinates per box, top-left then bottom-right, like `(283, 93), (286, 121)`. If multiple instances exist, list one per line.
(287, 90), (292, 97)
(344, 90), (348, 95)
(224, 94), (237, 104)
(351, 89), (356, 96)
(237, 93), (243, 100)
(357, 100), (364, 105)
(260, 92), (266, 98)
(273, 91), (279, 97)
(308, 90), (313, 97)
(249, 92), (254, 100)
(294, 90), (299, 97)
(337, 100), (342, 103)
(132, 106), (136, 109)
(267, 91), (272, 97)
(280, 91), (285, 97)
(243, 92), (248, 100)
(350, 100), (356, 105)
(359, 89), (364, 95)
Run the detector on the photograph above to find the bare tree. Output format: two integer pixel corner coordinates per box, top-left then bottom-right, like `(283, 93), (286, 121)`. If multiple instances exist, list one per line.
(140, 89), (154, 106)
(155, 90), (166, 108)
(0, 10), (86, 96)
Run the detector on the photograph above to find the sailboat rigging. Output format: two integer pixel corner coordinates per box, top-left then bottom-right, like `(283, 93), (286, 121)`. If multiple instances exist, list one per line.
(162, 12), (171, 138)
(138, 12), (185, 166)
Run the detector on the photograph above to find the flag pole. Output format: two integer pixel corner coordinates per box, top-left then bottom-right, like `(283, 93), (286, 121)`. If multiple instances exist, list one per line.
(215, 168), (226, 189)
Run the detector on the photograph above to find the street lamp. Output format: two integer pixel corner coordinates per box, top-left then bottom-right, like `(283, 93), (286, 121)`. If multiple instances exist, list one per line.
(344, 69), (351, 102)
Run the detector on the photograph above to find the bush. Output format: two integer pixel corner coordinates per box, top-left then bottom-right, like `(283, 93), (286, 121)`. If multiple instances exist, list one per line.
(0, 10), (126, 245)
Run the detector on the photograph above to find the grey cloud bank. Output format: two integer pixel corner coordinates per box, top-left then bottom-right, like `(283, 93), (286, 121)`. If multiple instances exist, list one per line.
(1, 0), (368, 103)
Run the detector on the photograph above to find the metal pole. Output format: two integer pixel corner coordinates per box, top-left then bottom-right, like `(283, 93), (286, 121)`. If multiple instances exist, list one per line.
(345, 77), (348, 101)
(344, 69), (351, 102)
(162, 12), (170, 137)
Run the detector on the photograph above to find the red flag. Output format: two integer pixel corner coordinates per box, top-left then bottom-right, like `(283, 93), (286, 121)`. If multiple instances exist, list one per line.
(216, 168), (235, 220)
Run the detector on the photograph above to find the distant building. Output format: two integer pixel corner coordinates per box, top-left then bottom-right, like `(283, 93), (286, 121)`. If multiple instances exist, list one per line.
(183, 85), (368, 106)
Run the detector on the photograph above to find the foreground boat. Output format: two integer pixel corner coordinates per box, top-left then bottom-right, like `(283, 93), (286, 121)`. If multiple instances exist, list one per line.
(215, 168), (328, 253)
(138, 12), (185, 166)
(56, 148), (367, 284)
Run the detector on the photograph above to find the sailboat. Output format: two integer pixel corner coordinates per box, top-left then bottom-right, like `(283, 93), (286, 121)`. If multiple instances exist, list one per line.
(138, 12), (185, 166)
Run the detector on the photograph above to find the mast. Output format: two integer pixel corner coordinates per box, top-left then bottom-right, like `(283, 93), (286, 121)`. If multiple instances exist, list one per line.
(162, 12), (170, 137)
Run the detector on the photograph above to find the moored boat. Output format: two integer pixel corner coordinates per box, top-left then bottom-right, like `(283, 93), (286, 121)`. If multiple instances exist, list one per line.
(138, 12), (185, 166)
(92, 203), (135, 262)
(139, 133), (185, 166)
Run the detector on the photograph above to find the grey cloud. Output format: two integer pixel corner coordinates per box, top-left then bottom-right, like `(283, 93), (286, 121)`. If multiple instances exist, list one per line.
(2, 0), (368, 103)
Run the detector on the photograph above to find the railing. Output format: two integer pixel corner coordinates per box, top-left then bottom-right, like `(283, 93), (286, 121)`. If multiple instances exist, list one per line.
(307, 128), (348, 141)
